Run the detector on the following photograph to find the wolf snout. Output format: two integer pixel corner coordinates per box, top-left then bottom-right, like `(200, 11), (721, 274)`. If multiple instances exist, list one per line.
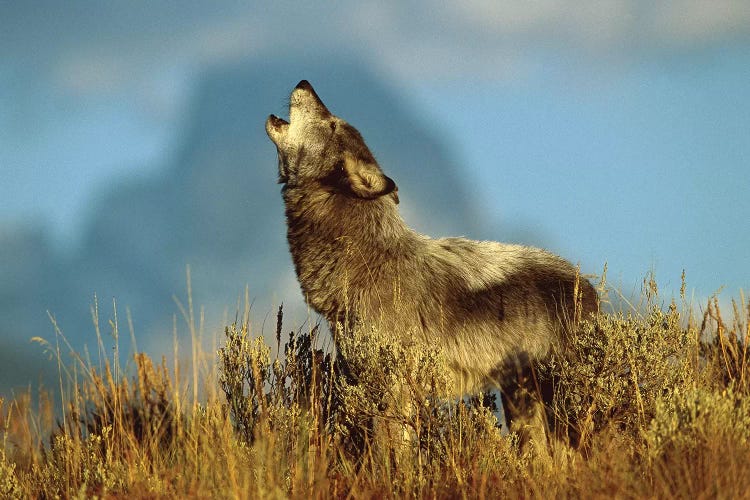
(267, 114), (289, 127)
(295, 80), (313, 91)
(290, 80), (330, 117)
(265, 114), (289, 142)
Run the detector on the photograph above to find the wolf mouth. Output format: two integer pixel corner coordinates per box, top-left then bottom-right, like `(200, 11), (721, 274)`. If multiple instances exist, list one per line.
(268, 114), (289, 128)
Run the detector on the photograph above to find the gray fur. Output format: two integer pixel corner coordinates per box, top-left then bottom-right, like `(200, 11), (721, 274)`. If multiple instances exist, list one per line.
(266, 81), (597, 443)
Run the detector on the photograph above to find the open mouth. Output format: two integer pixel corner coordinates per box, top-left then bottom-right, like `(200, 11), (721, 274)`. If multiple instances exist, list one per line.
(268, 114), (289, 128)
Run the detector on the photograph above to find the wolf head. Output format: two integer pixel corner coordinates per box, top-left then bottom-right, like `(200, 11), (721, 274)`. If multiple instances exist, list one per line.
(265, 80), (398, 203)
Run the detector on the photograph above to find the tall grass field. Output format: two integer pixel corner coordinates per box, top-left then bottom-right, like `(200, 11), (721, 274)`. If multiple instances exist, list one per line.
(1, 270), (749, 498)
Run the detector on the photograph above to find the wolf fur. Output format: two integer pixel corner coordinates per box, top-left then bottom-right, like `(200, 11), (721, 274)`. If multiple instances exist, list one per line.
(266, 80), (597, 450)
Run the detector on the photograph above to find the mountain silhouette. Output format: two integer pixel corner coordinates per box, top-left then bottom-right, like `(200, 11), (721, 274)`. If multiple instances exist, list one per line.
(0, 56), (479, 397)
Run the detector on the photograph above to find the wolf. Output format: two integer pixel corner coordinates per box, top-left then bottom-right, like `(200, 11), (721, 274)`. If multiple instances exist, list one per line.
(265, 80), (598, 452)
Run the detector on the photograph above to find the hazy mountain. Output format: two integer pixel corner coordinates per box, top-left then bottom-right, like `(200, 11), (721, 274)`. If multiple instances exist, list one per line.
(0, 57), (479, 397)
(0, 224), (65, 392)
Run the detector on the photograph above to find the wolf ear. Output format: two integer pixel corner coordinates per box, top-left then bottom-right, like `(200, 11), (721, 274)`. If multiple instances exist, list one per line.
(343, 153), (398, 201)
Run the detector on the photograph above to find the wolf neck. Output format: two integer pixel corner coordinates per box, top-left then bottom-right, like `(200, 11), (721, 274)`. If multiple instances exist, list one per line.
(283, 187), (414, 320)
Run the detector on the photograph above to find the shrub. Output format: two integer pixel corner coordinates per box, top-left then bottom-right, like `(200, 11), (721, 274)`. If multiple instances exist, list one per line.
(3, 274), (750, 497)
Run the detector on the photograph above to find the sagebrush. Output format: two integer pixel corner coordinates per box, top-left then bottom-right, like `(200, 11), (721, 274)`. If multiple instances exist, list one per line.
(1, 275), (749, 498)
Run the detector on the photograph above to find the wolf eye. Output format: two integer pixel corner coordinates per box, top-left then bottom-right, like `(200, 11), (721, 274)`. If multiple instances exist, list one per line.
(329, 121), (337, 132)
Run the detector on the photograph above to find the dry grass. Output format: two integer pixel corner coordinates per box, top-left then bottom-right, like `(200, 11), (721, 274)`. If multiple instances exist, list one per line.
(2, 271), (750, 498)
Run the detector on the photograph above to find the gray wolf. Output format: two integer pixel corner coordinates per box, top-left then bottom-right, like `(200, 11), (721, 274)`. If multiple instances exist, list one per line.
(265, 80), (597, 452)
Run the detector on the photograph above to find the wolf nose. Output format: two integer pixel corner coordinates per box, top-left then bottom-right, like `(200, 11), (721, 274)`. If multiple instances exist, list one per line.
(295, 80), (313, 91)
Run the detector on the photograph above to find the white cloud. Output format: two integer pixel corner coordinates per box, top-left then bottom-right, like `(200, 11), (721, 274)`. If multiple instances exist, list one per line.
(441, 0), (750, 48)
(50, 13), (269, 94)
(2, 1), (748, 99)
(4, 1), (750, 137)
(651, 0), (750, 46)
(330, 0), (750, 82)
(54, 53), (132, 95)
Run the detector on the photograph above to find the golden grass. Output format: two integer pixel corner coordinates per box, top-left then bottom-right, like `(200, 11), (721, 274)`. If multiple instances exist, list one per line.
(2, 272), (750, 498)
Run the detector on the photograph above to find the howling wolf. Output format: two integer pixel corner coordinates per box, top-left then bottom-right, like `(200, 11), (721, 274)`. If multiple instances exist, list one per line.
(265, 80), (597, 451)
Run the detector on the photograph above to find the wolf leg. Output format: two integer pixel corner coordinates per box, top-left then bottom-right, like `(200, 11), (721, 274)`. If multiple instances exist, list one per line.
(500, 365), (552, 463)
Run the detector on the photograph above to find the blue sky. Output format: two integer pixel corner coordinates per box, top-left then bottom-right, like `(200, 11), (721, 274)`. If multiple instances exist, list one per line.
(410, 49), (750, 299)
(2, 1), (749, 302)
